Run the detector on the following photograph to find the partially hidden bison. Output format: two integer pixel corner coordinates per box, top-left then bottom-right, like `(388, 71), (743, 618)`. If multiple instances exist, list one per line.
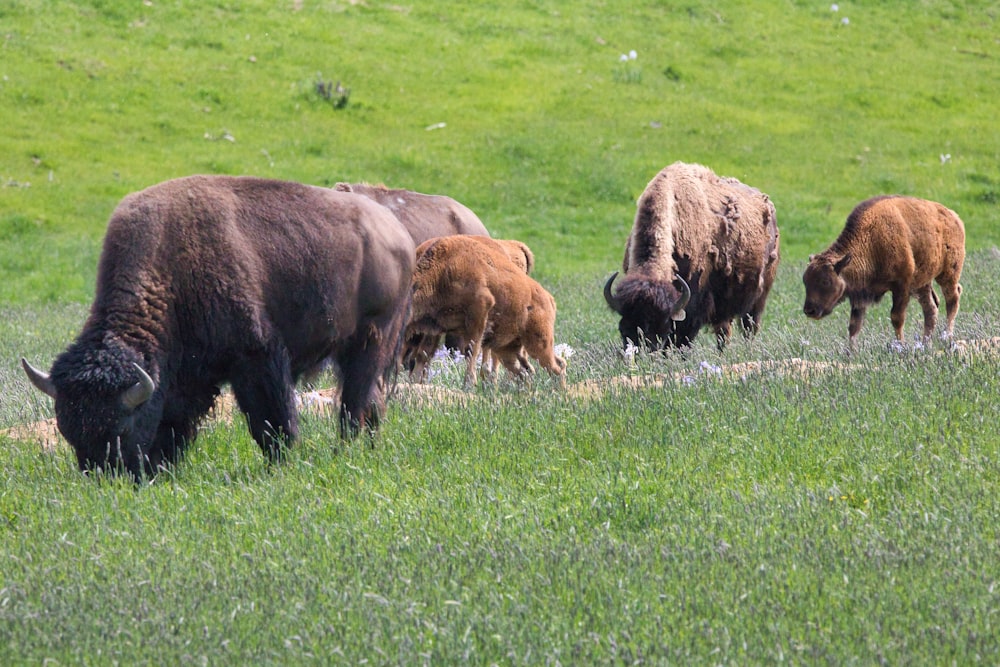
(605, 162), (780, 351)
(22, 175), (415, 481)
(334, 182), (489, 244)
(802, 195), (965, 348)
(403, 235), (566, 389)
(403, 236), (535, 381)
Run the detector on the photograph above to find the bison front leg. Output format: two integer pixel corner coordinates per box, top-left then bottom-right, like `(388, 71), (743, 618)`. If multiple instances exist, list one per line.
(847, 301), (868, 350)
(889, 286), (911, 343)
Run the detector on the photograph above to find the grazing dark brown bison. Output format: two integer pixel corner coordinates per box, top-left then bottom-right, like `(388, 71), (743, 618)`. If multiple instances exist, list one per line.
(334, 182), (489, 244)
(605, 162), (780, 351)
(403, 235), (566, 389)
(22, 175), (415, 480)
(803, 195), (965, 348)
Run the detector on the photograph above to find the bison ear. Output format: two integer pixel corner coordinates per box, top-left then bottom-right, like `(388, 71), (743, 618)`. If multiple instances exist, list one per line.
(834, 254), (852, 274)
(808, 254), (815, 262)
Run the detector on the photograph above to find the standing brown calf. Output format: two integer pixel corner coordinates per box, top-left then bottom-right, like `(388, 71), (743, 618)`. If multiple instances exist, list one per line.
(404, 236), (566, 389)
(405, 236), (535, 381)
(802, 195), (965, 348)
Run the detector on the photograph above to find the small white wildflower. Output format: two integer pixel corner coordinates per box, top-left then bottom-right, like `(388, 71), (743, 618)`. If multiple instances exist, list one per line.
(912, 339), (925, 351)
(831, 3), (839, 11)
(425, 122), (446, 131)
(620, 340), (638, 363)
(554, 343), (575, 359)
(699, 360), (722, 375)
(940, 153), (951, 164)
(682, 375), (697, 386)
(888, 339), (906, 354)
(619, 54), (629, 62)
(841, 17), (850, 25)
(628, 50), (637, 60)
(800, 339), (811, 347)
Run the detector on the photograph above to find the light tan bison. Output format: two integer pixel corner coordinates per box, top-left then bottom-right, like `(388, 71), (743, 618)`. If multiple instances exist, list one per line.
(403, 236), (566, 389)
(605, 162), (780, 351)
(803, 195), (965, 348)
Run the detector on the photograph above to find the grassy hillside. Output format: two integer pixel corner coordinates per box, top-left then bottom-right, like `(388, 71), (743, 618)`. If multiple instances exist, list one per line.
(2, 2), (999, 664)
(2, 1), (998, 303)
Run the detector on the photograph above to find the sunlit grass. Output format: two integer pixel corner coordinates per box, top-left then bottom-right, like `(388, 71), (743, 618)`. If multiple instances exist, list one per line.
(1, 1), (999, 663)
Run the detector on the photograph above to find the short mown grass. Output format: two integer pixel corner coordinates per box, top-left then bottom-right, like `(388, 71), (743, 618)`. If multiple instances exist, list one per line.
(2, 1), (999, 664)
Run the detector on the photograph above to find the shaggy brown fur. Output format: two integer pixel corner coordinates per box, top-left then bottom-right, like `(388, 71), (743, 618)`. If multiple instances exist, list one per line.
(22, 176), (414, 480)
(606, 162), (780, 351)
(803, 195), (965, 347)
(404, 236), (565, 389)
(334, 182), (489, 244)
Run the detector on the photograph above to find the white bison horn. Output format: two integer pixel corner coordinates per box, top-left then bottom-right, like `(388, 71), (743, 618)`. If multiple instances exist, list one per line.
(603, 271), (623, 314)
(121, 363), (156, 410)
(21, 358), (57, 399)
(671, 275), (691, 322)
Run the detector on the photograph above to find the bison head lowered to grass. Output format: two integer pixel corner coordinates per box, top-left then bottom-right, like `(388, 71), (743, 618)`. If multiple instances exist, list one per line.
(803, 195), (965, 349)
(22, 175), (415, 481)
(605, 162), (780, 352)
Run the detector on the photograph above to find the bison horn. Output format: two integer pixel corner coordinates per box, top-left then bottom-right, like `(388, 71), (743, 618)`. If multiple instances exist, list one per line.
(21, 358), (57, 399)
(603, 272), (623, 314)
(121, 363), (156, 410)
(671, 275), (691, 322)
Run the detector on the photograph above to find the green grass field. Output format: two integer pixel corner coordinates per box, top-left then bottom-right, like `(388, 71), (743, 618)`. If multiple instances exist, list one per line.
(2, 1), (999, 664)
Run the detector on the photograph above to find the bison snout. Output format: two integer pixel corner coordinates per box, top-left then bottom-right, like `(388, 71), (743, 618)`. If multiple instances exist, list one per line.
(803, 303), (824, 319)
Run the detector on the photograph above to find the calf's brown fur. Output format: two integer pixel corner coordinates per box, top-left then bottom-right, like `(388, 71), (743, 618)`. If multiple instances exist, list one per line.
(405, 236), (535, 380)
(404, 236), (565, 388)
(802, 195), (965, 347)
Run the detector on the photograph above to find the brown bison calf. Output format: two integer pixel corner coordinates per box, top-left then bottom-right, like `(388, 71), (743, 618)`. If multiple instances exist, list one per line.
(404, 236), (566, 389)
(405, 236), (536, 381)
(803, 195), (965, 348)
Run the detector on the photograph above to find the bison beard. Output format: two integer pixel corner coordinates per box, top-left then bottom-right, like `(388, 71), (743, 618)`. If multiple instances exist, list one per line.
(22, 175), (415, 481)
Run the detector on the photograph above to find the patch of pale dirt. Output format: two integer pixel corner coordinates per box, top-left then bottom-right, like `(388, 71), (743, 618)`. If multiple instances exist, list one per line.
(6, 337), (999, 452)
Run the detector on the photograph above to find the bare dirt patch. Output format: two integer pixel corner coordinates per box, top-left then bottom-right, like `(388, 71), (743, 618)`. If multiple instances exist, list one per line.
(6, 337), (999, 452)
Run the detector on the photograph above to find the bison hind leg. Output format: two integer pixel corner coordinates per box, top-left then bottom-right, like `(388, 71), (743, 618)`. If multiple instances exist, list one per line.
(914, 284), (940, 342)
(337, 315), (406, 440)
(231, 345), (298, 461)
(938, 278), (962, 339)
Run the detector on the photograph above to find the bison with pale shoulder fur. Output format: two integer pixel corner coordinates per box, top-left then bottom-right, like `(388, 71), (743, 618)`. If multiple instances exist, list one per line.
(605, 162), (780, 351)
(803, 195), (965, 348)
(22, 175), (414, 481)
(403, 235), (565, 389)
